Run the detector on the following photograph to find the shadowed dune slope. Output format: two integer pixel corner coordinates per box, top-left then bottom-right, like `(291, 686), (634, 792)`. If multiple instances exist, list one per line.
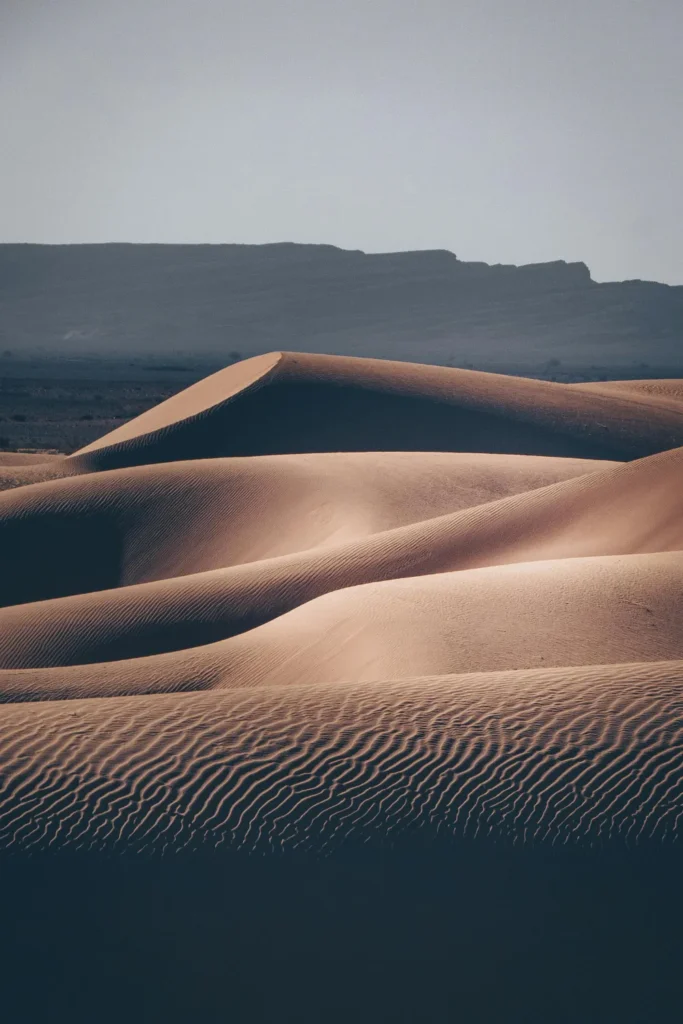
(0, 355), (682, 856)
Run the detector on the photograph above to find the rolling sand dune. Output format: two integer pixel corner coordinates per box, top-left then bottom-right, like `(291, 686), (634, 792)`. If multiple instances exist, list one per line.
(0, 450), (621, 610)
(67, 352), (683, 468)
(0, 444), (680, 678)
(2, 352), (682, 1019)
(0, 355), (679, 703)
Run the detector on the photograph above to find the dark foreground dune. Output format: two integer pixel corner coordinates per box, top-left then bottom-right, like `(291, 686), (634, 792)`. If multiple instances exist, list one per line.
(1, 353), (682, 1021)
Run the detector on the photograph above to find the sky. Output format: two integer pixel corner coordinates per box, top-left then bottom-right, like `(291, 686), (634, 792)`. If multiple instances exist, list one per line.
(1, 0), (681, 283)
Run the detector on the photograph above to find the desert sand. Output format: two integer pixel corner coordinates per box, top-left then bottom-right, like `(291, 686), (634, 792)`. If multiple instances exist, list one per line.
(0, 351), (681, 851)
(1, 352), (682, 1019)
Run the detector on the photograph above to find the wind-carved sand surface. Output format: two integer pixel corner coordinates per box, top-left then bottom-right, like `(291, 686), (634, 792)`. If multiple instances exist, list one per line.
(1, 352), (682, 855)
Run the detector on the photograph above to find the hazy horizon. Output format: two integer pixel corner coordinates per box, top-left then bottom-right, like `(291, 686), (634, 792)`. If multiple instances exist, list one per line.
(2, 0), (682, 285)
(0, 240), (678, 289)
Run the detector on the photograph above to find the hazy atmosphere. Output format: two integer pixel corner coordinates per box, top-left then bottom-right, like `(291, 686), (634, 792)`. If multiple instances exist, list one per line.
(2, 0), (681, 283)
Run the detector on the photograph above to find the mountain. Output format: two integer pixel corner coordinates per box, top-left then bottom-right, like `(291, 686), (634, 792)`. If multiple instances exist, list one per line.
(1, 242), (681, 370)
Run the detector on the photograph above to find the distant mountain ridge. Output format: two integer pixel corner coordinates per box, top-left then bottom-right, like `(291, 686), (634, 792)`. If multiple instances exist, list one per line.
(0, 242), (681, 370)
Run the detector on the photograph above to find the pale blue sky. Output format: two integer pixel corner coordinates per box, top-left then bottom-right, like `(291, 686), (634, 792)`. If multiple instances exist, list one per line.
(1, 0), (681, 282)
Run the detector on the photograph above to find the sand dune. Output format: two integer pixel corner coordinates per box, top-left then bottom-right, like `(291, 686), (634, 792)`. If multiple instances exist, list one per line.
(0, 450), (620, 610)
(208, 552), (683, 686)
(0, 353), (681, 857)
(573, 377), (683, 405)
(0, 458), (69, 494)
(0, 660), (681, 854)
(69, 352), (683, 468)
(0, 445), (678, 675)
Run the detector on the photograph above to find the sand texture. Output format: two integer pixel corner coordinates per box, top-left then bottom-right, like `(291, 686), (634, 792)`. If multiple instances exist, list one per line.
(1, 352), (682, 855)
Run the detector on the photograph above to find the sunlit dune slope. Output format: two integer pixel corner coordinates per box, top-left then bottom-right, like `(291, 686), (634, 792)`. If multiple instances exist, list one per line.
(209, 552), (683, 686)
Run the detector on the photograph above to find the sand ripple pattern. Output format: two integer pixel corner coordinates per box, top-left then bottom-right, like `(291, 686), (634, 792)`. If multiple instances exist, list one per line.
(0, 663), (681, 853)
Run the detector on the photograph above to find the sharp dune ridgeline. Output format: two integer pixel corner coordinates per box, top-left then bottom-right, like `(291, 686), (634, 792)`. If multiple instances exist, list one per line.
(0, 351), (682, 854)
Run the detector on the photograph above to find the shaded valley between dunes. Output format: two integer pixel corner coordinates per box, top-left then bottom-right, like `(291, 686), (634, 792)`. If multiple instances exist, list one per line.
(1, 352), (682, 1021)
